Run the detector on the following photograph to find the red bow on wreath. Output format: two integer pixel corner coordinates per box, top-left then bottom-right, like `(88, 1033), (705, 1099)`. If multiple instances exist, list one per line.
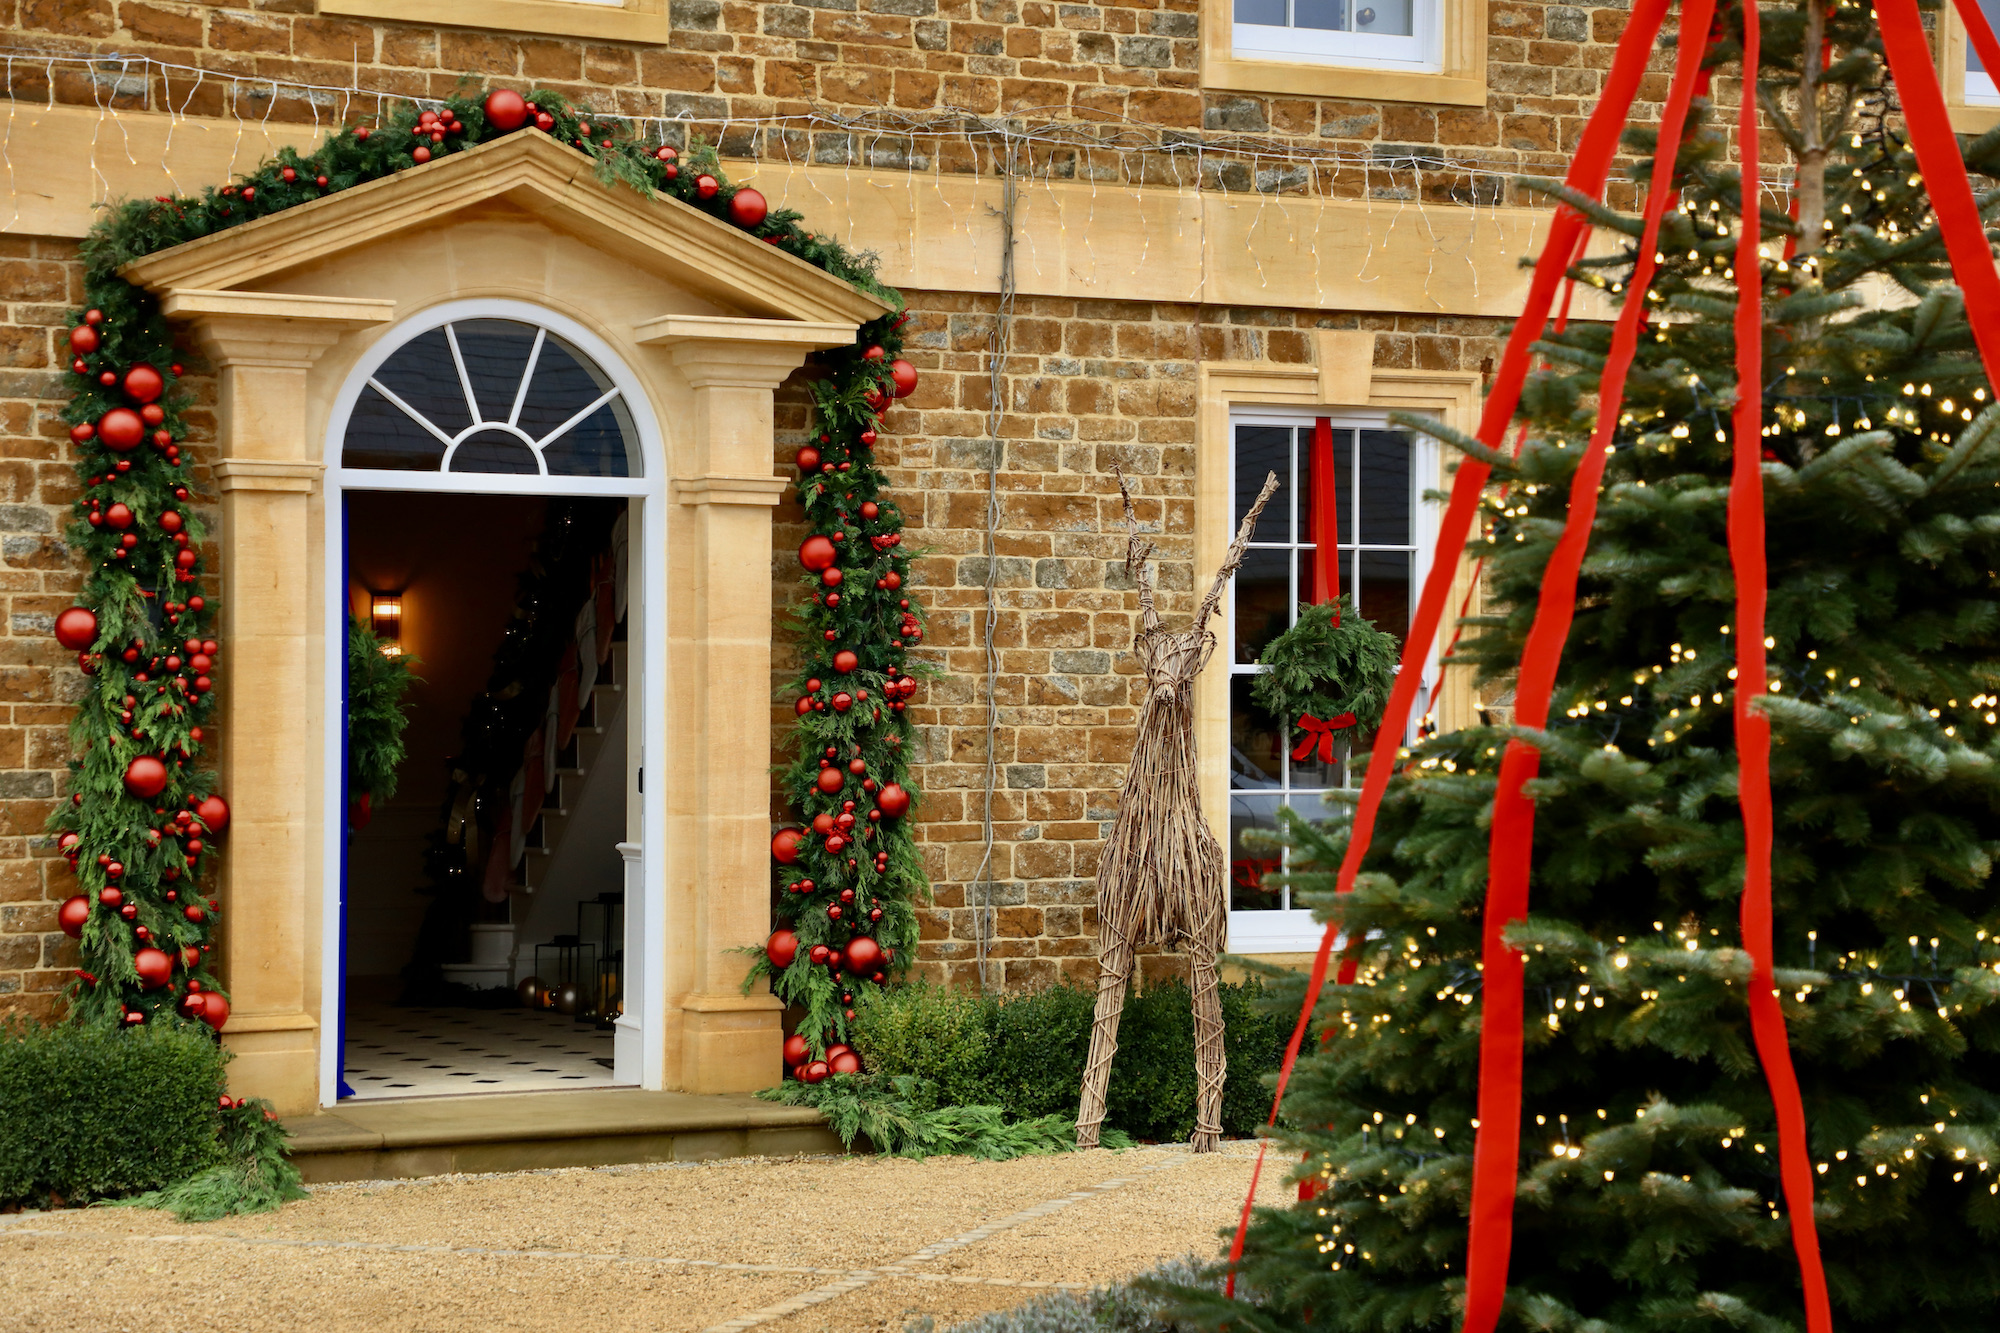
(1291, 711), (1357, 763)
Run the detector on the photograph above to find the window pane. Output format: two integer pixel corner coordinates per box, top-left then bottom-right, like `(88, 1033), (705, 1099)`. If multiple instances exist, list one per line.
(1290, 717), (1351, 790)
(1335, 428), (1356, 548)
(344, 384), (446, 472)
(1979, 0), (2000, 71)
(1228, 792), (1285, 911)
(1353, 0), (1412, 36)
(1230, 675), (1287, 789)
(453, 320), (541, 423)
(1294, 0), (1347, 29)
(1358, 429), (1413, 545)
(1236, 425), (1293, 543)
(369, 327), (472, 438)
(449, 429), (540, 475)
(543, 398), (638, 478)
(1297, 545), (1352, 610)
(1235, 0), (1287, 24)
(1358, 549), (1413, 638)
(518, 334), (616, 441)
(1235, 548), (1293, 663)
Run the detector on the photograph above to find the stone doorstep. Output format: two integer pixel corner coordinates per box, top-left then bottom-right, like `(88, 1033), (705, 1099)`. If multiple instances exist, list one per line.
(283, 1087), (845, 1184)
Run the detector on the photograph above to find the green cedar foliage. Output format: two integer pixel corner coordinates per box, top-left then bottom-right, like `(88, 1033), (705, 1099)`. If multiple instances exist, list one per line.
(1190, 6), (2000, 1331)
(1251, 596), (1401, 737)
(55, 85), (923, 1042)
(0, 1017), (300, 1218)
(346, 618), (420, 807)
(759, 1072), (1132, 1159)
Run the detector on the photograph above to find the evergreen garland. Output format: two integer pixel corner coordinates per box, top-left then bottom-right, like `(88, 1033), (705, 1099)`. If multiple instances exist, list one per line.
(52, 89), (926, 1076)
(1250, 596), (1401, 740)
(345, 619), (419, 814)
(1191, 5), (2000, 1329)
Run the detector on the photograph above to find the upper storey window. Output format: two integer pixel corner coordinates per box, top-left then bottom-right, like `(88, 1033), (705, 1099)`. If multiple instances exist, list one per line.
(1231, 0), (1440, 72)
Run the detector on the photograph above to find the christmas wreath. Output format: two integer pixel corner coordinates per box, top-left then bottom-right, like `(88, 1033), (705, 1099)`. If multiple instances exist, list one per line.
(1250, 596), (1399, 762)
(50, 89), (926, 1082)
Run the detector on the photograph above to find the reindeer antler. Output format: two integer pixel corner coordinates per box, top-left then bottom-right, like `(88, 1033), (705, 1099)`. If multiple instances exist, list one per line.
(1113, 465), (1160, 632)
(1191, 471), (1279, 633)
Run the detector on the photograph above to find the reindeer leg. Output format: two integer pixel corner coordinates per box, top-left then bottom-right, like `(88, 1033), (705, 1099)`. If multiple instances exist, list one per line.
(1189, 942), (1226, 1153)
(1075, 928), (1135, 1150)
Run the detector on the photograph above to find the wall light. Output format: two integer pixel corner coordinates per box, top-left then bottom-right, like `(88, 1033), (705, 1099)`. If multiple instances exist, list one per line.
(370, 592), (403, 657)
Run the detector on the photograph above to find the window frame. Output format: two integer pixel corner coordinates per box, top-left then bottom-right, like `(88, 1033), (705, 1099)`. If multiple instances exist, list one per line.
(1223, 408), (1440, 954)
(1232, 0), (1441, 75)
(320, 0), (671, 43)
(1943, 5), (2000, 132)
(1202, 0), (1487, 106)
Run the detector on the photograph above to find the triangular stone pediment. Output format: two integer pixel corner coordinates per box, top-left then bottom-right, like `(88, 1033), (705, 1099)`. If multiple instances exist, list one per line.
(120, 131), (890, 327)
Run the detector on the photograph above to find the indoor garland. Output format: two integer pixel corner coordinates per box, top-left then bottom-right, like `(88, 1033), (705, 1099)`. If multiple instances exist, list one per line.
(50, 88), (926, 1080)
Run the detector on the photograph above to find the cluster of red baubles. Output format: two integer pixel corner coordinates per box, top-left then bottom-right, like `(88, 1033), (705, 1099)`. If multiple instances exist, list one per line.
(67, 314), (186, 474)
(766, 927), (890, 1031)
(783, 1033), (863, 1083)
(476, 89), (767, 231)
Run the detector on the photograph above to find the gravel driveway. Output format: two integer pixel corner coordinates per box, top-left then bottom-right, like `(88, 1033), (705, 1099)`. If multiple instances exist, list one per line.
(0, 1141), (1287, 1332)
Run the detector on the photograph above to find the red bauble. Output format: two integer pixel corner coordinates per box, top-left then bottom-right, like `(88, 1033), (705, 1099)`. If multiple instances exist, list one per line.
(69, 325), (100, 355)
(863, 345), (885, 362)
(53, 606), (97, 651)
(799, 535), (837, 572)
(123, 364), (165, 404)
(811, 812), (836, 835)
(808, 944), (831, 965)
(829, 1049), (862, 1076)
(815, 767), (846, 795)
(833, 650), (859, 675)
(158, 510), (184, 534)
(801, 1059), (830, 1083)
(826, 1043), (851, 1061)
(123, 755), (169, 800)
(200, 990), (229, 1031)
(196, 794), (229, 833)
(69, 424), (94, 445)
(890, 359), (919, 397)
(821, 568), (843, 589)
(860, 502), (880, 520)
(58, 895), (90, 938)
(695, 174), (720, 199)
(728, 187), (768, 228)
(843, 936), (884, 975)
(772, 827), (803, 864)
(133, 946), (173, 989)
(97, 408), (146, 452)
(783, 1033), (810, 1066)
(766, 928), (799, 969)
(831, 692), (853, 713)
(104, 502), (133, 530)
(876, 783), (911, 819)
(796, 446), (822, 473)
(484, 88), (529, 131)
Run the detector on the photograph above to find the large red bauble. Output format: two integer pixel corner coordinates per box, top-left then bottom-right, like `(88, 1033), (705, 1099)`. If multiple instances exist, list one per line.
(123, 755), (169, 800)
(53, 606), (97, 651)
(133, 946), (173, 989)
(815, 767), (846, 795)
(196, 794), (230, 833)
(796, 446), (821, 473)
(97, 408), (146, 452)
(103, 503), (133, 530)
(829, 1049), (862, 1076)
(484, 88), (529, 131)
(58, 895), (90, 937)
(728, 187), (768, 228)
(875, 783), (911, 819)
(772, 827), (802, 864)
(123, 364), (165, 404)
(783, 1033), (810, 1066)
(833, 650), (859, 675)
(843, 936), (884, 975)
(889, 359), (919, 398)
(766, 928), (799, 969)
(830, 692), (853, 713)
(69, 325), (100, 355)
(811, 812), (836, 835)
(199, 990), (229, 1031)
(800, 1060), (830, 1084)
(799, 535), (837, 572)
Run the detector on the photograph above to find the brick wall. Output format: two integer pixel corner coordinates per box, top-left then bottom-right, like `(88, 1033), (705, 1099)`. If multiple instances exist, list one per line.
(775, 292), (1508, 990)
(6, 0), (1654, 191)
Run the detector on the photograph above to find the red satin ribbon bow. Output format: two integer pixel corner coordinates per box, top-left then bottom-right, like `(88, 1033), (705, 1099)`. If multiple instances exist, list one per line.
(1291, 712), (1357, 763)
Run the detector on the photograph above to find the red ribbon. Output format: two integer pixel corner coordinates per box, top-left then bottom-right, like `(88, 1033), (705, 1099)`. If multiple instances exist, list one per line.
(1224, 0), (1674, 1298)
(1310, 417), (1341, 610)
(1290, 712), (1357, 763)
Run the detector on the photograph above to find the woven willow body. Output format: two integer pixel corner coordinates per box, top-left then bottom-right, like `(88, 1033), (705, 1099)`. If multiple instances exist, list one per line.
(1075, 469), (1278, 1153)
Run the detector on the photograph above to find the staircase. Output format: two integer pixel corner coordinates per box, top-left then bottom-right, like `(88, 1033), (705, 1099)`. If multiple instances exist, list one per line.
(513, 633), (627, 894)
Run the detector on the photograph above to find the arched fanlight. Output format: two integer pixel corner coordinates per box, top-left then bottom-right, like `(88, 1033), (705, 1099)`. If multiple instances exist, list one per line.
(343, 318), (641, 478)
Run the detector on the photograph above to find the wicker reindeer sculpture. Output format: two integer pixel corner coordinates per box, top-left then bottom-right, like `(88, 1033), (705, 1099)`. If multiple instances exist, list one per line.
(1075, 467), (1279, 1153)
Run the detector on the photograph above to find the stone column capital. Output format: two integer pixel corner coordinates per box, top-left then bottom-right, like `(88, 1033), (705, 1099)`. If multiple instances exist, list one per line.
(635, 313), (855, 392)
(161, 289), (395, 370)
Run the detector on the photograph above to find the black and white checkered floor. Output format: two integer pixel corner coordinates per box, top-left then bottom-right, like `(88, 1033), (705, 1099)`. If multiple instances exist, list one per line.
(340, 1001), (622, 1099)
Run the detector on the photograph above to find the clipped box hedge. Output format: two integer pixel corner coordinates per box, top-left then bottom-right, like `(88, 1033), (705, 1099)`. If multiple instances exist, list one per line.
(853, 978), (1285, 1142)
(0, 1018), (230, 1208)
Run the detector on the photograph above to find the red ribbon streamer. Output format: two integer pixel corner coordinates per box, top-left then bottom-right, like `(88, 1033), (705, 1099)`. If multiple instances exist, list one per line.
(1310, 416), (1341, 609)
(1225, 0), (1675, 1297)
(1291, 712), (1358, 763)
(1461, 8), (1712, 1326)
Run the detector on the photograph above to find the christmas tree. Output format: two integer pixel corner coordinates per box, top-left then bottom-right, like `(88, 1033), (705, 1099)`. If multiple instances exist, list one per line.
(1199, 0), (2000, 1328)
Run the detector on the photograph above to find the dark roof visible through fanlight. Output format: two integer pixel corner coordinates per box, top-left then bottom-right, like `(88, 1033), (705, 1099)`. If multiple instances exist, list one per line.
(343, 318), (641, 478)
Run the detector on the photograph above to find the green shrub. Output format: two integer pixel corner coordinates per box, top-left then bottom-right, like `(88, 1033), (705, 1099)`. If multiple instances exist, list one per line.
(851, 977), (1286, 1143)
(0, 1018), (227, 1206)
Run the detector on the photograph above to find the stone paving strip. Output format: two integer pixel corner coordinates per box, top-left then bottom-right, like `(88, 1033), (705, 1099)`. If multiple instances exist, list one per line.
(699, 1153), (1195, 1333)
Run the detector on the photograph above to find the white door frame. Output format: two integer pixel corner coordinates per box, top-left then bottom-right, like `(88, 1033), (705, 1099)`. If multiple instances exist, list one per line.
(318, 297), (669, 1106)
